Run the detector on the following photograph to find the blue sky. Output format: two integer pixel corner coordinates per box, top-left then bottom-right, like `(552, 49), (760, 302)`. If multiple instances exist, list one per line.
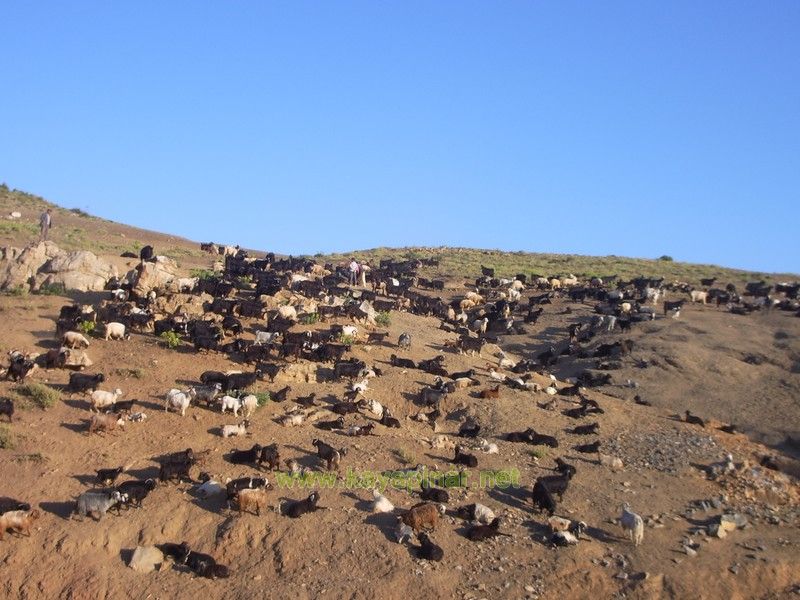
(1, 2), (798, 273)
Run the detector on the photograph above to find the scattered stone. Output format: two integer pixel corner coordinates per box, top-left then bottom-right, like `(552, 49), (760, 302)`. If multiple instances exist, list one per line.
(683, 545), (698, 557)
(128, 546), (164, 573)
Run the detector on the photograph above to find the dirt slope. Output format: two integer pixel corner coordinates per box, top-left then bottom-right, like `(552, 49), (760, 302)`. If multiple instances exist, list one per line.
(0, 186), (798, 599)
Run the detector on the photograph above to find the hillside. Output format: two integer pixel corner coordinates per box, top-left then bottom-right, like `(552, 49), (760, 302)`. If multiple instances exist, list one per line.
(0, 185), (798, 599)
(2, 185), (796, 284)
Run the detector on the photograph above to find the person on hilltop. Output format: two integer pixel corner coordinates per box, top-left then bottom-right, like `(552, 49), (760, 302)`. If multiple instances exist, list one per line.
(39, 208), (53, 242)
(348, 257), (360, 286)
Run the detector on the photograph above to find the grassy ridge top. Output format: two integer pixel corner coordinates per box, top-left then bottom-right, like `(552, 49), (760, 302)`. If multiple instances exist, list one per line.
(315, 247), (796, 284)
(1, 184), (796, 283)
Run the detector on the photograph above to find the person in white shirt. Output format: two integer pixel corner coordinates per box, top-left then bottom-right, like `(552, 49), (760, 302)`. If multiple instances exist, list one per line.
(348, 258), (359, 286)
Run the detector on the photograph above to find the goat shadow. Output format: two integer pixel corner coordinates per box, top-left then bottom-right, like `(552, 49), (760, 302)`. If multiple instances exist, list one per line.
(364, 512), (401, 544)
(62, 398), (87, 410)
(584, 525), (619, 544)
(342, 491), (372, 512)
(487, 485), (529, 511)
(60, 421), (88, 434)
(39, 500), (75, 520)
(125, 465), (160, 481)
(72, 473), (100, 487)
(521, 518), (551, 545)
(188, 486), (229, 516)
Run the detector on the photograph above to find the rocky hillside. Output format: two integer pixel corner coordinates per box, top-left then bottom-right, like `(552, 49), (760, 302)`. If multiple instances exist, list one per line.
(0, 185), (798, 599)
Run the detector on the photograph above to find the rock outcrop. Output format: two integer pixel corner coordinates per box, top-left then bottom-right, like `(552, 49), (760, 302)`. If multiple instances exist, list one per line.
(0, 242), (117, 292)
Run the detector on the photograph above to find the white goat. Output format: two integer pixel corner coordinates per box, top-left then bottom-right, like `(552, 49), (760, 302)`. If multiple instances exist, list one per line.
(371, 489), (394, 513)
(89, 388), (123, 412)
(620, 503), (644, 546)
(241, 394), (258, 418)
(220, 395), (243, 417)
(104, 322), (128, 341)
(222, 420), (250, 438)
(164, 388), (191, 416)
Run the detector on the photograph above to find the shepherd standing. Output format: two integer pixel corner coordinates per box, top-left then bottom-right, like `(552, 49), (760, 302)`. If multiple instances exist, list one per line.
(39, 208), (52, 242)
(348, 258), (360, 286)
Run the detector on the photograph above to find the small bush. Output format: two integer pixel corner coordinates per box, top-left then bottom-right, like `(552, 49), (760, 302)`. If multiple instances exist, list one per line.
(300, 313), (320, 325)
(15, 452), (45, 463)
(255, 392), (270, 407)
(69, 207), (91, 217)
(36, 283), (66, 296)
(4, 285), (27, 297)
(15, 383), (61, 409)
(337, 334), (356, 346)
(78, 320), (96, 335)
(375, 311), (391, 327)
(527, 447), (548, 459)
(189, 269), (216, 280)
(393, 448), (416, 465)
(159, 331), (181, 349)
(0, 425), (14, 449)
(115, 368), (143, 379)
(658, 255), (674, 262)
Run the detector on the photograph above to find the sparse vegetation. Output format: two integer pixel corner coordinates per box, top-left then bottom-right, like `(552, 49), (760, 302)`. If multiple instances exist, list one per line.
(300, 313), (320, 325)
(3, 285), (28, 297)
(527, 447), (548, 459)
(659, 255), (674, 262)
(0, 221), (38, 236)
(190, 268), (216, 280)
(375, 311), (391, 327)
(0, 425), (14, 449)
(255, 392), (270, 406)
(35, 283), (66, 296)
(337, 334), (356, 346)
(393, 448), (416, 465)
(159, 331), (181, 349)
(15, 383), (61, 409)
(15, 452), (45, 463)
(69, 207), (91, 217)
(78, 320), (96, 335)
(115, 367), (143, 379)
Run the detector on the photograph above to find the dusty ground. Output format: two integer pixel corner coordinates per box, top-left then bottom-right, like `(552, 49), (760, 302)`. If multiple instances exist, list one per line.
(0, 202), (798, 599)
(1, 283), (799, 600)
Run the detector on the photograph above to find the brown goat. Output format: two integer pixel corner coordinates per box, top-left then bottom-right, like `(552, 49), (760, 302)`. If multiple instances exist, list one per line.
(400, 502), (444, 532)
(237, 488), (269, 516)
(88, 413), (125, 434)
(0, 509), (41, 540)
(479, 385), (500, 399)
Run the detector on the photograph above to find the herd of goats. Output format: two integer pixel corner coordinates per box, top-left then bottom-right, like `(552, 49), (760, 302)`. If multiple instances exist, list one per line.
(1, 243), (798, 579)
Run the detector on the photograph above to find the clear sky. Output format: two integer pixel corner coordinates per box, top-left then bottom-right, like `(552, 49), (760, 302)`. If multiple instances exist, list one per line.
(1, 2), (798, 273)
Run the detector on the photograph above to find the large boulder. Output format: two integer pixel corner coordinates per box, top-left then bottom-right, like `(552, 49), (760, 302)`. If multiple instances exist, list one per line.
(34, 250), (118, 292)
(131, 257), (179, 297)
(0, 242), (116, 293)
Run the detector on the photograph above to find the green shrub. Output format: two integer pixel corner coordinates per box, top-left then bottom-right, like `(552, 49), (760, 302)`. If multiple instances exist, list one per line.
(69, 207), (91, 217)
(375, 311), (391, 327)
(300, 313), (320, 325)
(0, 425), (14, 449)
(4, 285), (27, 297)
(527, 447), (548, 459)
(255, 392), (270, 407)
(159, 331), (181, 349)
(35, 283), (66, 296)
(658, 255), (674, 262)
(15, 383), (61, 409)
(189, 269), (216, 280)
(78, 320), (96, 335)
(337, 334), (356, 346)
